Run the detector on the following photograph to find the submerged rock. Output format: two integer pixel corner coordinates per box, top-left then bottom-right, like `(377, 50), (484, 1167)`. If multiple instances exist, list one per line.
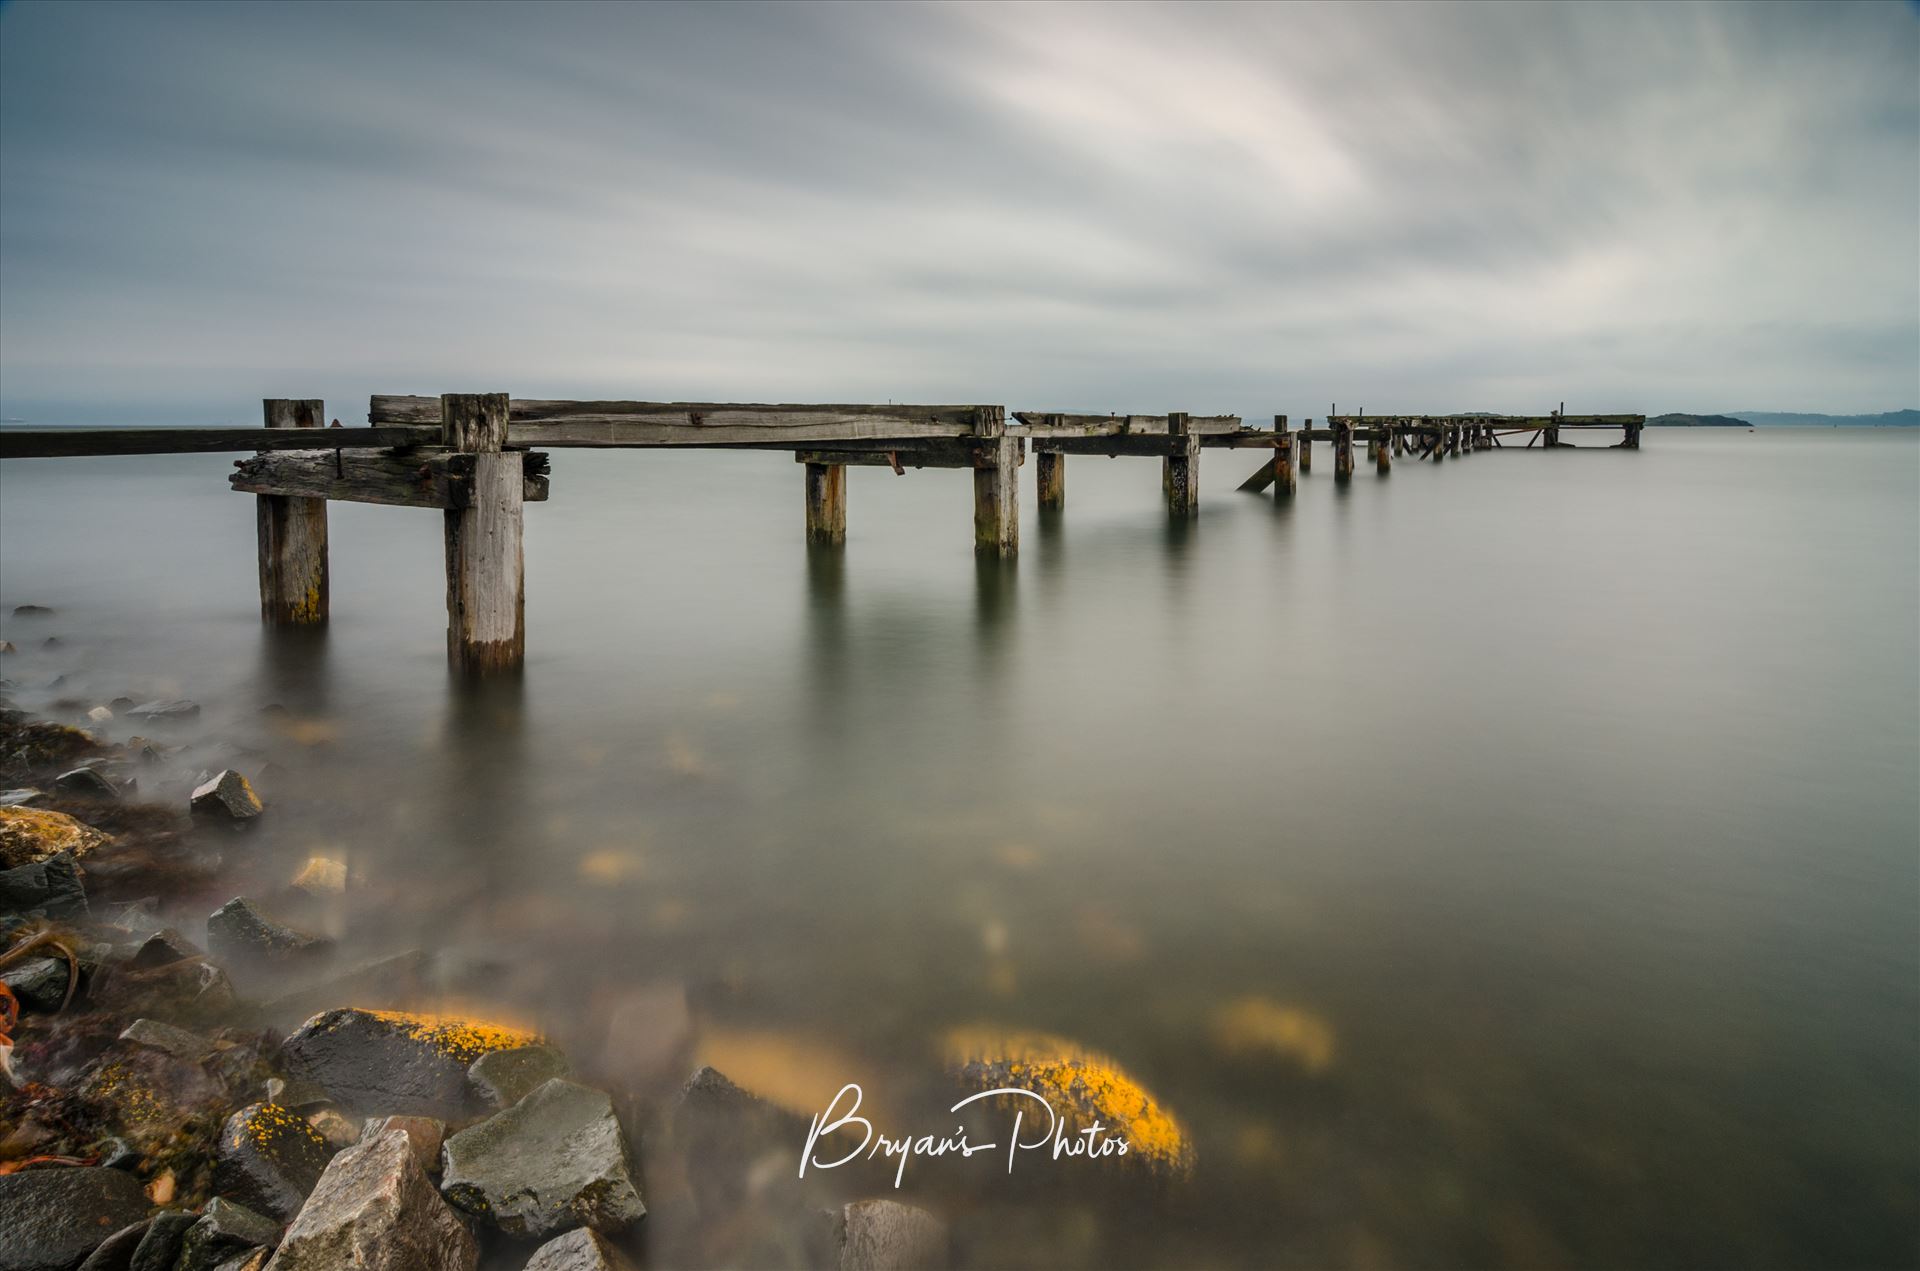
(0, 850), (89, 920)
(440, 1078), (646, 1238)
(0, 806), (111, 868)
(191, 771), (263, 821)
(205, 899), (329, 964)
(0, 1167), (150, 1271)
(125, 700), (200, 722)
(672, 1065), (808, 1216)
(468, 1043), (571, 1110)
(279, 1008), (541, 1119)
(522, 1228), (640, 1271)
(832, 1199), (949, 1271)
(215, 1102), (336, 1222)
(176, 1197), (282, 1271)
(11, 604), (54, 617)
(266, 1127), (477, 1271)
(288, 857), (345, 897)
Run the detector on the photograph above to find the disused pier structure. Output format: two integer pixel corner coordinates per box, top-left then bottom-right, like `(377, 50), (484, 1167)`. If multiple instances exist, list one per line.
(1, 397), (1644, 674)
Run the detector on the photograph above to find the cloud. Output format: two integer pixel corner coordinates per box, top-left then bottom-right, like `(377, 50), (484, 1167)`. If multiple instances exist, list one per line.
(1, 0), (1913, 421)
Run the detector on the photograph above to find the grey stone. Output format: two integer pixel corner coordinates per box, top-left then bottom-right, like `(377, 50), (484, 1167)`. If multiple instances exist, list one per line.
(357, 1116), (444, 1175)
(119, 1018), (210, 1059)
(263, 1076), (331, 1111)
(175, 1198), (281, 1271)
(522, 1228), (641, 1271)
(834, 1199), (949, 1271)
(101, 898), (166, 936)
(0, 1167), (150, 1271)
(0, 787), (46, 807)
(0, 850), (88, 921)
(128, 1210), (196, 1271)
(125, 699), (199, 721)
(128, 927), (199, 969)
(278, 1007), (537, 1120)
(2, 955), (74, 1012)
(440, 1078), (645, 1239)
(190, 771), (262, 821)
(266, 1128), (477, 1271)
(467, 1043), (571, 1110)
(53, 766), (119, 800)
(205, 898), (328, 964)
(75, 1219), (148, 1271)
(214, 1102), (335, 1222)
(212, 1252), (268, 1271)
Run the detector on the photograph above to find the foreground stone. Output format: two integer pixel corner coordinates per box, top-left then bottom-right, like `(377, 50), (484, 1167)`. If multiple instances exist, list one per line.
(358, 1116), (445, 1174)
(279, 1008), (539, 1119)
(0, 1167), (150, 1271)
(128, 1209), (198, 1270)
(75, 1219), (147, 1271)
(215, 1102), (335, 1222)
(832, 1199), (949, 1271)
(0, 850), (88, 920)
(205, 899), (329, 964)
(265, 1128), (476, 1271)
(191, 771), (263, 821)
(0, 806), (110, 868)
(176, 1198), (281, 1271)
(441, 1078), (645, 1239)
(523, 1228), (640, 1271)
(467, 1043), (570, 1110)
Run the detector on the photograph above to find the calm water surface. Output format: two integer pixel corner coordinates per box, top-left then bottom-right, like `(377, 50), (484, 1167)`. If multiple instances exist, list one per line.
(2, 428), (1915, 1268)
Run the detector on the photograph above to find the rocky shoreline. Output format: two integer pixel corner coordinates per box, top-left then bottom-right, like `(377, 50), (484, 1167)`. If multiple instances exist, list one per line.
(0, 617), (951, 1271)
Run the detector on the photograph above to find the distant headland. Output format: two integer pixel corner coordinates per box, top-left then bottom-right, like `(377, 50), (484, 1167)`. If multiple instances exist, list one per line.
(1649, 410), (1919, 427)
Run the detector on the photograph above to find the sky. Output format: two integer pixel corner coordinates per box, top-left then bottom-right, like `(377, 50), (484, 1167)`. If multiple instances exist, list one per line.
(1, 0), (1915, 424)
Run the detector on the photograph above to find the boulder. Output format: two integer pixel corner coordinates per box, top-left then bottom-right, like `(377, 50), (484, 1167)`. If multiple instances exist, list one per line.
(264, 1128), (476, 1271)
(522, 1228), (640, 1271)
(278, 1008), (539, 1119)
(212, 1253), (267, 1271)
(127, 1209), (196, 1271)
(357, 1116), (444, 1175)
(440, 1078), (645, 1238)
(0, 851), (88, 920)
(128, 928), (200, 970)
(124, 700), (200, 722)
(0, 787), (46, 807)
(832, 1199), (949, 1271)
(190, 772), (262, 822)
(0, 1167), (150, 1271)
(214, 1103), (335, 1222)
(205, 899), (328, 964)
(86, 706), (114, 724)
(467, 1043), (571, 1111)
(2, 955), (76, 1012)
(52, 767), (120, 800)
(74, 1219), (147, 1271)
(0, 807), (110, 868)
(174, 1198), (281, 1271)
(118, 1018), (210, 1060)
(306, 1110), (360, 1150)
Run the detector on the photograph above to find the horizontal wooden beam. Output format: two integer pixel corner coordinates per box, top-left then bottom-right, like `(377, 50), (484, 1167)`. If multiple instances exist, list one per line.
(229, 448), (549, 508)
(1031, 434), (1212, 457)
(794, 437), (1021, 469)
(1008, 412), (1241, 437)
(1, 426), (436, 459)
(370, 395), (985, 444)
(1326, 414), (1643, 427)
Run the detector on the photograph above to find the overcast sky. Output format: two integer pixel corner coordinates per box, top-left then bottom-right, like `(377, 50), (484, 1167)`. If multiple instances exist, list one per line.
(1, 0), (1915, 423)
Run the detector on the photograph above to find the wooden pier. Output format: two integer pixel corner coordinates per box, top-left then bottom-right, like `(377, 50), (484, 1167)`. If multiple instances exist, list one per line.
(0, 396), (1645, 674)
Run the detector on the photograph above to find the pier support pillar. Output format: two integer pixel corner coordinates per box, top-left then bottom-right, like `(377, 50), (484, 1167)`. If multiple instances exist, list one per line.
(1392, 424), (1405, 457)
(1298, 424), (1313, 474)
(256, 398), (328, 626)
(1164, 413), (1199, 517)
(973, 432), (1019, 556)
(1623, 422), (1642, 450)
(804, 461), (846, 545)
(1036, 451), (1065, 510)
(1375, 426), (1391, 475)
(1334, 420), (1354, 480)
(1273, 415), (1295, 495)
(442, 392), (524, 675)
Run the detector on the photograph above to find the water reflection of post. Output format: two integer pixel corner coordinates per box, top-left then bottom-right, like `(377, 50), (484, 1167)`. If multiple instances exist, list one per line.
(972, 553), (1017, 671)
(437, 673), (529, 936)
(253, 626), (332, 720)
(803, 544), (849, 729)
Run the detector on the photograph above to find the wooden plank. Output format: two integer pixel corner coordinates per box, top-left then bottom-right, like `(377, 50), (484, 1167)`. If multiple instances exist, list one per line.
(0, 425), (435, 459)
(791, 439), (991, 468)
(372, 395), (983, 443)
(229, 448), (549, 508)
(256, 400), (328, 627)
(1009, 412), (1240, 436)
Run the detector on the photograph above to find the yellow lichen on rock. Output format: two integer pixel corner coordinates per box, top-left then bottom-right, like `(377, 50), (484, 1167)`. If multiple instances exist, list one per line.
(1207, 996), (1337, 1074)
(356, 1009), (542, 1065)
(944, 1027), (1195, 1175)
(0, 805), (111, 867)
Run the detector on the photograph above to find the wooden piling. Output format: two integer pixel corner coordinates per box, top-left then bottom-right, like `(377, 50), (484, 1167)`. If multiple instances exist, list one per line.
(256, 399), (328, 626)
(1334, 419), (1354, 480)
(1392, 422), (1405, 456)
(1299, 422), (1313, 474)
(1375, 423), (1391, 474)
(442, 392), (524, 674)
(972, 407), (1018, 555)
(1163, 413), (1199, 516)
(1274, 414), (1294, 494)
(804, 461), (846, 545)
(1036, 415), (1066, 509)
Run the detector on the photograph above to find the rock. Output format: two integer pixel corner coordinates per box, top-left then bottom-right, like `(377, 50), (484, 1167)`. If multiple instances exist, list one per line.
(265, 1127), (477, 1271)
(2, 955), (75, 1011)
(79, 1048), (230, 1153)
(205, 899), (328, 964)
(357, 1116), (444, 1175)
(101, 898), (166, 937)
(215, 1103), (335, 1222)
(288, 858), (344, 896)
(127, 1209), (196, 1271)
(119, 1018), (210, 1059)
(278, 1007), (540, 1119)
(522, 1228), (641, 1271)
(672, 1066), (808, 1216)
(86, 706), (114, 724)
(0, 850), (89, 920)
(467, 1043), (571, 1110)
(75, 1219), (148, 1271)
(129, 928), (201, 969)
(190, 772), (262, 822)
(0, 806), (111, 868)
(41, 637), (62, 649)
(101, 1138), (140, 1171)
(0, 787), (45, 807)
(440, 1078), (645, 1238)
(125, 700), (200, 722)
(175, 1198), (281, 1271)
(0, 642), (12, 655)
(0, 1167), (150, 1271)
(306, 1110), (360, 1150)
(11, 604), (54, 617)
(832, 1199), (949, 1271)
(263, 1077), (331, 1111)
(212, 1252), (267, 1271)
(52, 767), (120, 800)
(109, 698), (138, 714)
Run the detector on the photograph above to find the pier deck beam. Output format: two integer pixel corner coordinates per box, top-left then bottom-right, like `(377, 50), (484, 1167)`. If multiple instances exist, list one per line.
(442, 392), (525, 675)
(256, 399), (328, 626)
(804, 461), (847, 545)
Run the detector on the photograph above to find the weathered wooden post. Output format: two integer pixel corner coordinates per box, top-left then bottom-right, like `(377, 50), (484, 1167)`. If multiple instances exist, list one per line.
(1375, 421), (1391, 474)
(256, 399), (328, 626)
(1545, 403), (1562, 449)
(1392, 420), (1405, 457)
(442, 392), (524, 674)
(1623, 421), (1642, 449)
(1432, 421), (1447, 463)
(1036, 415), (1066, 510)
(803, 462), (846, 545)
(1299, 420), (1313, 474)
(1165, 412), (1199, 516)
(972, 406), (1018, 555)
(1334, 418), (1354, 480)
(1273, 414), (1295, 494)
